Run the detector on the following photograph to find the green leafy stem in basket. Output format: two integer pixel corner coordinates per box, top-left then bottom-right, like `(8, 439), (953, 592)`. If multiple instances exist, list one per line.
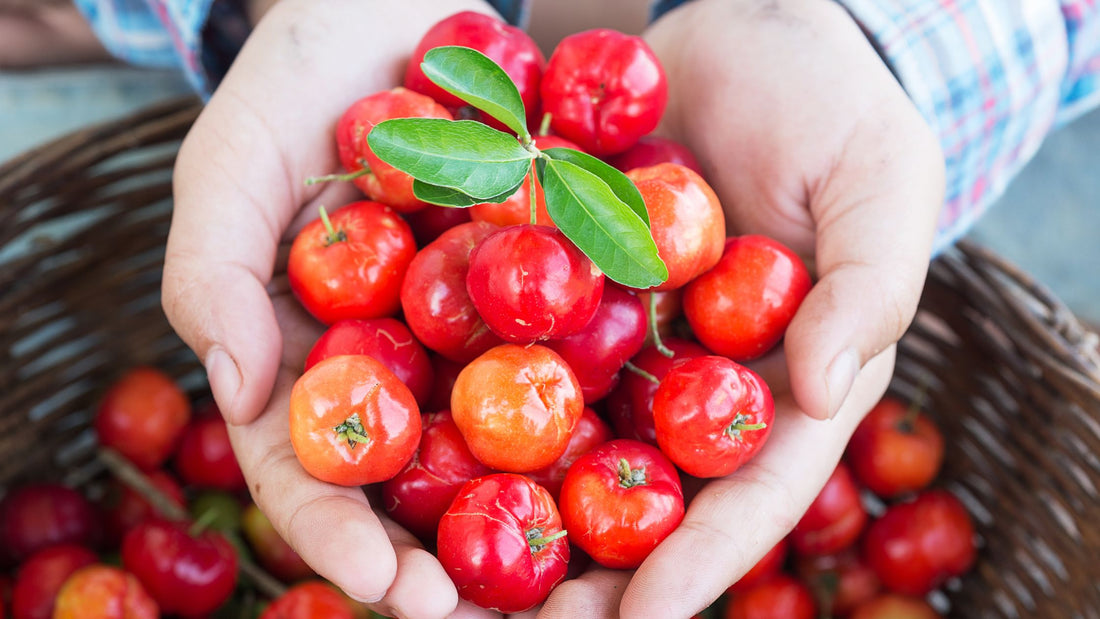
(368, 45), (669, 290)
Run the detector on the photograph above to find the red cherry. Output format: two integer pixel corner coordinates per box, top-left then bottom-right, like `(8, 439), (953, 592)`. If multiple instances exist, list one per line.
(544, 286), (647, 403)
(305, 318), (435, 409)
(121, 519), (238, 616)
(94, 366), (191, 471)
(404, 10), (545, 132)
(466, 224), (604, 343)
(11, 544), (97, 619)
(684, 235), (812, 361)
(174, 413), (247, 493)
(334, 87), (453, 211)
(0, 484), (99, 564)
(401, 221), (504, 363)
(287, 201), (418, 325)
(541, 29), (667, 156)
(862, 490), (977, 596)
(789, 462), (869, 557)
(846, 396), (945, 499)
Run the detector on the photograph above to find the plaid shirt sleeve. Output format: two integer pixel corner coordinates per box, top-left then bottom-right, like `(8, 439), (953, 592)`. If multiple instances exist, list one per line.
(837, 0), (1100, 254)
(72, 0), (251, 96)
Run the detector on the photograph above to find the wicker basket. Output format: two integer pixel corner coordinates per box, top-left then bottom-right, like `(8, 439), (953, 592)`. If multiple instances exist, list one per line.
(2, 97), (1099, 618)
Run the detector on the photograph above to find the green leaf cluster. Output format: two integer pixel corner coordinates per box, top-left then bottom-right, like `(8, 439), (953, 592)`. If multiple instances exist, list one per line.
(367, 46), (667, 289)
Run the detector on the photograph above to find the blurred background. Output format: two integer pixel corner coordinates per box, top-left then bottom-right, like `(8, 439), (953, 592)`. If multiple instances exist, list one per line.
(2, 15), (1098, 328)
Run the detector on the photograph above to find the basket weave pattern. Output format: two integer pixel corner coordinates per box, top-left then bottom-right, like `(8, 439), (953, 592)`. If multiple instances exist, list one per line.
(1, 98), (1098, 618)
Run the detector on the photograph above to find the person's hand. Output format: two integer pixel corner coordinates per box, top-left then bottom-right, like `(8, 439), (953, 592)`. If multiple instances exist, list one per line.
(162, 1), (503, 616)
(534, 0), (945, 616)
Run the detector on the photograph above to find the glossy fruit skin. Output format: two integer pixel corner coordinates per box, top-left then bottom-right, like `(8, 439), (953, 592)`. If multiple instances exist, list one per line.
(288, 201), (418, 325)
(724, 575), (817, 619)
(795, 548), (881, 618)
(684, 235), (812, 361)
(94, 366), (191, 470)
(606, 135), (704, 176)
(653, 356), (775, 478)
(846, 397), (945, 498)
(544, 285), (647, 403)
(862, 490), (976, 596)
(605, 338), (709, 444)
(727, 537), (789, 594)
(403, 204), (472, 247)
(466, 224), (604, 343)
(469, 135), (579, 228)
(335, 87), (453, 211)
(525, 407), (613, 501)
(121, 519), (238, 616)
(400, 221), (504, 363)
(403, 10), (545, 132)
(0, 484), (99, 564)
(174, 413), (247, 493)
(849, 593), (941, 619)
(289, 355), (421, 486)
(558, 439), (685, 569)
(626, 163), (726, 291)
(451, 344), (582, 472)
(381, 410), (494, 541)
(52, 565), (158, 619)
(437, 474), (569, 613)
(11, 544), (97, 619)
(259, 581), (357, 619)
(305, 318), (435, 408)
(790, 462), (868, 557)
(241, 503), (315, 583)
(540, 28), (667, 156)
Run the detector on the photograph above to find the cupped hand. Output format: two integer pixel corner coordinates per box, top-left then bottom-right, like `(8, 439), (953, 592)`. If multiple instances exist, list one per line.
(536, 0), (945, 616)
(162, 0), (501, 615)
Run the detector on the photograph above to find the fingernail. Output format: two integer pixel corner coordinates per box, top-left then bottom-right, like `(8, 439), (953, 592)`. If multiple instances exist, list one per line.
(825, 347), (860, 419)
(348, 592), (385, 604)
(205, 347), (241, 424)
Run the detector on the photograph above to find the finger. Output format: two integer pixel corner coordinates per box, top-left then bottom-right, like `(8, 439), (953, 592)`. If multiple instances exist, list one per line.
(532, 568), (633, 619)
(619, 347), (895, 617)
(367, 517), (477, 619)
(784, 96), (944, 420)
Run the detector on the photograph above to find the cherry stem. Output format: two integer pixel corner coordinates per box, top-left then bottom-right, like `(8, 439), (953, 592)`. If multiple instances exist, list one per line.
(725, 415), (767, 442)
(898, 401), (922, 434)
(538, 112), (552, 137)
(318, 206), (347, 247)
(188, 506), (220, 538)
(617, 458), (648, 488)
(527, 528), (569, 551)
(304, 159), (371, 185)
(334, 413), (371, 448)
(647, 294), (674, 358)
(623, 361), (660, 385)
(98, 448), (287, 599)
(528, 170), (537, 225)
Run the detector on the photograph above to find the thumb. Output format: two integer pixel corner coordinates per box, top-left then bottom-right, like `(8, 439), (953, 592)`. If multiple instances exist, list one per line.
(161, 115), (288, 426)
(785, 106), (945, 421)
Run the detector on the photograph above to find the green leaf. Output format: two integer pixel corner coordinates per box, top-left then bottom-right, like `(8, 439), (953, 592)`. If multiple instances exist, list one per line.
(369, 118), (533, 199)
(541, 148), (650, 227)
(412, 178), (525, 208)
(538, 158), (668, 288)
(422, 46), (529, 138)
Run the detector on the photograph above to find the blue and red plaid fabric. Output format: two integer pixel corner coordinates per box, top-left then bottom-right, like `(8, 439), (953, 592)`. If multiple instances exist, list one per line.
(72, 0), (1100, 252)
